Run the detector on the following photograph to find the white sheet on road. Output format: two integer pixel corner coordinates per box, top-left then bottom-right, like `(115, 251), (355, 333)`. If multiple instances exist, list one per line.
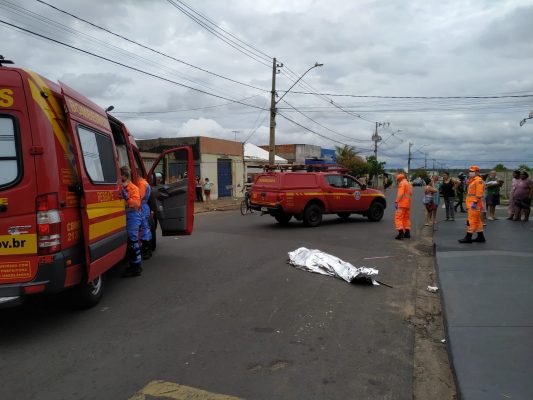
(288, 247), (379, 285)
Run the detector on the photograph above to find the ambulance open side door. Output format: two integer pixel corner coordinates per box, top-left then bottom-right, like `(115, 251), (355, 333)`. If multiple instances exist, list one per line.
(60, 83), (127, 282)
(148, 147), (195, 236)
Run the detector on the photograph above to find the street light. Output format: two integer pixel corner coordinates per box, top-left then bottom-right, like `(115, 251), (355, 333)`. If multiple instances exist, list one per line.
(276, 62), (323, 105)
(519, 110), (533, 127)
(269, 62), (323, 165)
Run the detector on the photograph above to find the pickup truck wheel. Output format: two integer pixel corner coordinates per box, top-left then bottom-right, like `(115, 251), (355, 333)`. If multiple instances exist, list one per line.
(275, 213), (292, 224)
(304, 204), (323, 227)
(367, 202), (385, 222)
(74, 275), (104, 309)
(337, 212), (351, 220)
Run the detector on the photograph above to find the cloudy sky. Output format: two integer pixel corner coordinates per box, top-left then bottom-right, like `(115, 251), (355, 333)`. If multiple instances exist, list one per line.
(2, 0), (532, 169)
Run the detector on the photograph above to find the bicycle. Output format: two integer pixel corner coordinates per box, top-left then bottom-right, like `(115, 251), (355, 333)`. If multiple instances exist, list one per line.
(240, 195), (253, 215)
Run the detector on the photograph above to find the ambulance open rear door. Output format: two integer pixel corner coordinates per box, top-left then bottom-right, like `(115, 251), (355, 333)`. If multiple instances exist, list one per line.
(148, 147), (195, 236)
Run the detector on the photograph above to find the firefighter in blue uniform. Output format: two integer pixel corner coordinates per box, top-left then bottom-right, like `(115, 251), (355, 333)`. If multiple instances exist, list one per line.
(120, 166), (142, 277)
(137, 176), (152, 260)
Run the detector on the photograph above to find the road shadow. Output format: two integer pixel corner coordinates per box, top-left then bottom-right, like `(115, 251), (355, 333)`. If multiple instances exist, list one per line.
(0, 261), (129, 341)
(251, 214), (379, 231)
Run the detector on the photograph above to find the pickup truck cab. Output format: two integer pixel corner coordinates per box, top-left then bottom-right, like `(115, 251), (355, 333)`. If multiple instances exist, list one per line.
(249, 166), (386, 226)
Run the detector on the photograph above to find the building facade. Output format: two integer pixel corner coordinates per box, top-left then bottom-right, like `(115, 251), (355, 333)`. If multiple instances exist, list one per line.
(258, 144), (321, 164)
(138, 137), (244, 199)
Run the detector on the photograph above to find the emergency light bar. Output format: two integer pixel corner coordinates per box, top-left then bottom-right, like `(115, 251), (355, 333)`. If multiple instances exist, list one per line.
(261, 164), (348, 173)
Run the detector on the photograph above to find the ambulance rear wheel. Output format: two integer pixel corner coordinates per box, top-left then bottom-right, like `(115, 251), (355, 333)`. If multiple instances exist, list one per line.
(367, 202), (385, 222)
(303, 204), (323, 227)
(74, 275), (104, 309)
(275, 213), (292, 224)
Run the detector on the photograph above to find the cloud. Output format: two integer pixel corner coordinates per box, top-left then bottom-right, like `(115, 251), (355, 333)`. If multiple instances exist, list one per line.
(59, 72), (132, 100)
(476, 5), (533, 58)
(1, 0), (532, 169)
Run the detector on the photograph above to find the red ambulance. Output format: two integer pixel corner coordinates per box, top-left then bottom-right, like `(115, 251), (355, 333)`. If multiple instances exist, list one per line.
(0, 59), (195, 308)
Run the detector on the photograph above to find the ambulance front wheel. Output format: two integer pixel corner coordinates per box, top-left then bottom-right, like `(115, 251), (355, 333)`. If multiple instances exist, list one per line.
(74, 275), (104, 308)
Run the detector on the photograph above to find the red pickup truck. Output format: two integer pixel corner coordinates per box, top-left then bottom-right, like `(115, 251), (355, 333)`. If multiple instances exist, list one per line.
(249, 166), (386, 226)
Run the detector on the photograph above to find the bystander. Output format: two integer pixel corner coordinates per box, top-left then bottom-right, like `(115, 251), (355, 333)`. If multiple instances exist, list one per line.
(440, 171), (456, 221)
(513, 170), (533, 221)
(507, 170), (520, 220)
(485, 170), (502, 220)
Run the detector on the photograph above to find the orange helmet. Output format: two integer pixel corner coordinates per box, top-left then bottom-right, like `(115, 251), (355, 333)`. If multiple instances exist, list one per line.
(469, 165), (480, 172)
(396, 174), (405, 181)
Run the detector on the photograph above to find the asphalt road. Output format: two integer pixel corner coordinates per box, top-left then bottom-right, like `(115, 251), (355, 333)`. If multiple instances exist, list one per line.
(1, 189), (427, 400)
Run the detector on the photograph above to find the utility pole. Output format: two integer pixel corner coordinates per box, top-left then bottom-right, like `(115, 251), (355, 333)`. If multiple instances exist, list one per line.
(232, 130), (240, 142)
(372, 121), (388, 159)
(268, 57), (279, 166)
(424, 153), (427, 169)
(268, 60), (323, 166)
(407, 142), (412, 176)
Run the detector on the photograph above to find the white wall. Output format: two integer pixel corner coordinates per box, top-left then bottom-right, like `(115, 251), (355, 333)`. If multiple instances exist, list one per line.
(199, 154), (245, 199)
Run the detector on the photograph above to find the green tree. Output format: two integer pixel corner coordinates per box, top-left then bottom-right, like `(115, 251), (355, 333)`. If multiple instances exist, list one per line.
(493, 163), (506, 171)
(411, 169), (428, 180)
(366, 155), (386, 177)
(518, 164), (530, 171)
(335, 146), (368, 176)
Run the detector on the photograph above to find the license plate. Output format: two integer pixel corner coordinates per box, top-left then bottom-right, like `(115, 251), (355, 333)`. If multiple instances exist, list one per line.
(261, 207), (269, 212)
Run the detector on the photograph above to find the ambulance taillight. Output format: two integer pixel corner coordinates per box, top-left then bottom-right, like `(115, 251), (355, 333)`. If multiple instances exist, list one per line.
(36, 193), (61, 255)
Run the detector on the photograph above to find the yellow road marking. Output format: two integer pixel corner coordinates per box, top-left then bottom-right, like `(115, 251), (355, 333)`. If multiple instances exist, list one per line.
(129, 380), (243, 400)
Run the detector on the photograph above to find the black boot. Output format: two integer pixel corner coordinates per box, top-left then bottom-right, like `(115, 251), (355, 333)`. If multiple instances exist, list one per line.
(123, 263), (142, 277)
(404, 229), (411, 239)
(395, 230), (405, 240)
(141, 241), (152, 260)
(458, 232), (473, 243)
(473, 232), (486, 243)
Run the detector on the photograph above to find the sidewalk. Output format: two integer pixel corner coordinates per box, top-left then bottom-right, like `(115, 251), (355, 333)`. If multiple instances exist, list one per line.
(194, 197), (242, 213)
(434, 209), (533, 399)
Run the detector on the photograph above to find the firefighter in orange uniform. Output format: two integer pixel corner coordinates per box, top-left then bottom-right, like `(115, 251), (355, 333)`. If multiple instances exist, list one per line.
(394, 174), (413, 240)
(459, 165), (486, 243)
(120, 166), (143, 276)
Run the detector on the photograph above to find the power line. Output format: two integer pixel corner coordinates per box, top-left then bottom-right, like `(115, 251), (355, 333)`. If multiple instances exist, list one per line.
(112, 94), (263, 115)
(166, 0), (271, 68)
(277, 112), (374, 151)
(33, 0), (269, 93)
(243, 101), (269, 144)
(0, 19), (269, 112)
(281, 98), (372, 143)
(284, 91), (533, 99)
(1, 0), (242, 98)
(277, 62), (377, 124)
(172, 0), (272, 61)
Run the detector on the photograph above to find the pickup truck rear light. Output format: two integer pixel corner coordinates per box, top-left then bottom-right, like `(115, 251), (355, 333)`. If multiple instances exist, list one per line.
(36, 193), (61, 255)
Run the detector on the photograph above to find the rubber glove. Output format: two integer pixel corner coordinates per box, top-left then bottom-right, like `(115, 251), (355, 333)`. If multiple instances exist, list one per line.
(471, 203), (477, 210)
(395, 203), (398, 210)
(121, 188), (128, 200)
